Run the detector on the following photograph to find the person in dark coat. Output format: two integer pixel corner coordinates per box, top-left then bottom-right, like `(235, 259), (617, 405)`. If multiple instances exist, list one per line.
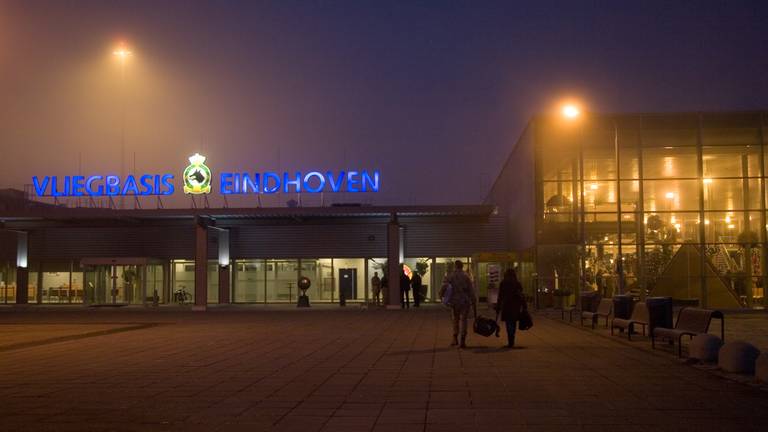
(399, 264), (411, 309)
(411, 271), (423, 307)
(496, 268), (527, 348)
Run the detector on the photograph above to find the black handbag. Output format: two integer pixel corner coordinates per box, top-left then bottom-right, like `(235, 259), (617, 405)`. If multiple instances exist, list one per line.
(473, 316), (501, 337)
(518, 310), (533, 331)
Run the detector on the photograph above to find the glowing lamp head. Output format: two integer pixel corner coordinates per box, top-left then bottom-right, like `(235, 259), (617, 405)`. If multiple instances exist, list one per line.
(113, 46), (132, 60)
(561, 104), (581, 119)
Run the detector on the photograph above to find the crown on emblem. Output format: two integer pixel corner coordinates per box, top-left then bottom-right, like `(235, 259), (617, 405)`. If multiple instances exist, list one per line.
(188, 153), (206, 165)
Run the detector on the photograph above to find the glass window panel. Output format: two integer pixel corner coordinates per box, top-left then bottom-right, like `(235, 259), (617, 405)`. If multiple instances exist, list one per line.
(703, 211), (762, 243)
(641, 127), (698, 148)
(301, 258), (334, 302)
(619, 212), (638, 244)
(644, 212), (700, 244)
(619, 152), (640, 179)
(403, 257), (432, 303)
(42, 271), (70, 303)
(542, 181), (577, 215)
(147, 265), (165, 304)
(28, 271), (38, 303)
(583, 148), (616, 180)
(643, 243), (684, 296)
(367, 258), (387, 304)
(235, 259), (265, 303)
(582, 181), (617, 212)
(701, 126), (760, 146)
(584, 212), (618, 223)
(541, 151), (577, 181)
(70, 272), (83, 303)
(265, 259), (299, 303)
(704, 178), (761, 210)
(703, 146), (760, 178)
(643, 180), (700, 212)
(172, 260), (195, 304)
(619, 181), (640, 211)
(207, 262), (219, 304)
(642, 146), (698, 178)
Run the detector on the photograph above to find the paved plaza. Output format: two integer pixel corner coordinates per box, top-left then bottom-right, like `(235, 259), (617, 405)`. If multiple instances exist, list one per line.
(1, 305), (767, 431)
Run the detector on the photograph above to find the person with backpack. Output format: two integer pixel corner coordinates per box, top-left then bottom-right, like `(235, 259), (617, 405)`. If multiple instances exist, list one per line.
(496, 268), (527, 348)
(438, 260), (476, 348)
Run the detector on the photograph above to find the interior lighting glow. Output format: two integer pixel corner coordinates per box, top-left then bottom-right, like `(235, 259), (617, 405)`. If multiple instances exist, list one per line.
(590, 183), (598, 190)
(725, 215), (731, 223)
(665, 192), (675, 199)
(705, 219), (710, 225)
(703, 178), (713, 184)
(728, 224), (736, 229)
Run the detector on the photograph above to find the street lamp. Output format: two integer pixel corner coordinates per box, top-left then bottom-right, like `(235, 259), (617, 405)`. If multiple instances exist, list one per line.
(113, 44), (132, 209)
(560, 102), (625, 294)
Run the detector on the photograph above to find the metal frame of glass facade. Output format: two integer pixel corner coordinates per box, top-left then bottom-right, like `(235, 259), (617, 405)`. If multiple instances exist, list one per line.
(533, 112), (768, 309)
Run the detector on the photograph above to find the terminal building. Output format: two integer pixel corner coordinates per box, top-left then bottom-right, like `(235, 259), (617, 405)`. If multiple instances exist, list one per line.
(486, 110), (768, 309)
(2, 110), (767, 310)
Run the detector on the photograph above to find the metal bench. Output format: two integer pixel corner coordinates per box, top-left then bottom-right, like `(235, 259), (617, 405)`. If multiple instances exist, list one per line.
(611, 301), (649, 340)
(651, 307), (725, 357)
(581, 298), (613, 329)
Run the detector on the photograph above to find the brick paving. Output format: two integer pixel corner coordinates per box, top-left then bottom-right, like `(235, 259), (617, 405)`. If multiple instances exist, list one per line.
(0, 305), (767, 431)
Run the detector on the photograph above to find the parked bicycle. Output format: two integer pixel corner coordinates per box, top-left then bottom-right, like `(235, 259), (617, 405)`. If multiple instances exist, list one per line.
(173, 286), (191, 305)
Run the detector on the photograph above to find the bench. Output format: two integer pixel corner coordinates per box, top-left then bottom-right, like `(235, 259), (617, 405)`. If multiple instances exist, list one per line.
(611, 301), (648, 340)
(651, 307), (725, 357)
(581, 298), (613, 329)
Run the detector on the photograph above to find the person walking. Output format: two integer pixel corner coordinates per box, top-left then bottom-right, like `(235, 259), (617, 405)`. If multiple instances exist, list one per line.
(371, 272), (382, 306)
(399, 265), (411, 309)
(496, 268), (527, 348)
(411, 270), (422, 307)
(381, 273), (389, 305)
(438, 260), (476, 348)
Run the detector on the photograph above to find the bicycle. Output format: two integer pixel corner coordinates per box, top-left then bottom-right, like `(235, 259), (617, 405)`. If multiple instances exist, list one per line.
(173, 287), (191, 305)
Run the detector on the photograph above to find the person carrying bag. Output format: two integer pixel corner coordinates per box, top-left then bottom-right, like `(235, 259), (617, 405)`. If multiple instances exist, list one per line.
(495, 268), (530, 348)
(439, 260), (477, 349)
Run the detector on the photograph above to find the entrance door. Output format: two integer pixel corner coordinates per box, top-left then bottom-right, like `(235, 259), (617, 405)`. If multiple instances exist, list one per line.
(84, 265), (144, 305)
(339, 268), (357, 301)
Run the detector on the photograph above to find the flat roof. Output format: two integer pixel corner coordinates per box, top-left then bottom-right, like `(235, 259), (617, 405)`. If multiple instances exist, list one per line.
(0, 204), (496, 224)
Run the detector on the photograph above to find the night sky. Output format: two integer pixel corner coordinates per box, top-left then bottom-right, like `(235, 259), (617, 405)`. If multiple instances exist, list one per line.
(1, 1), (767, 207)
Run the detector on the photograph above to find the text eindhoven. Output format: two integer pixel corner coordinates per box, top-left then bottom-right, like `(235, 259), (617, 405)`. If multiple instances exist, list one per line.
(31, 154), (380, 197)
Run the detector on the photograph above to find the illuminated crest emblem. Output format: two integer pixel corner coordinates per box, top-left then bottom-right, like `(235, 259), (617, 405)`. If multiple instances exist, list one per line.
(183, 153), (211, 194)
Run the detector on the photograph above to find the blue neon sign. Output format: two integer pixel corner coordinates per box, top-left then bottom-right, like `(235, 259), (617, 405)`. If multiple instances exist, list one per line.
(31, 154), (381, 197)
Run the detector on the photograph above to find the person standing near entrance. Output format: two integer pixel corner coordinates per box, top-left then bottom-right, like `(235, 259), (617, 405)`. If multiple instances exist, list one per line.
(411, 270), (423, 307)
(439, 260), (476, 348)
(399, 264), (411, 309)
(371, 272), (382, 306)
(496, 268), (526, 348)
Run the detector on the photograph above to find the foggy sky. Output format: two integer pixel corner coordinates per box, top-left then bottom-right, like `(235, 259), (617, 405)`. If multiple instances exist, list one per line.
(1, 0), (767, 208)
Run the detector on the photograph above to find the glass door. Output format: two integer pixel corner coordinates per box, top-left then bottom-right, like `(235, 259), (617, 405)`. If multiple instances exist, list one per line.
(84, 265), (145, 305)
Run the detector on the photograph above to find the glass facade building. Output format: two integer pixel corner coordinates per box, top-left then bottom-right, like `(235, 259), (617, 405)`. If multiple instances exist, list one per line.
(487, 111), (768, 309)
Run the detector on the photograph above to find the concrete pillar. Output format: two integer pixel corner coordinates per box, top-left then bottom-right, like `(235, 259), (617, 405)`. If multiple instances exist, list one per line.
(194, 217), (208, 311)
(386, 218), (401, 308)
(218, 265), (230, 304)
(15, 267), (28, 304)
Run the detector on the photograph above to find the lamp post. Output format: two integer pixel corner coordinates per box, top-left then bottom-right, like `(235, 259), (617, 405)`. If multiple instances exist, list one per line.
(113, 45), (132, 209)
(561, 103), (625, 294)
